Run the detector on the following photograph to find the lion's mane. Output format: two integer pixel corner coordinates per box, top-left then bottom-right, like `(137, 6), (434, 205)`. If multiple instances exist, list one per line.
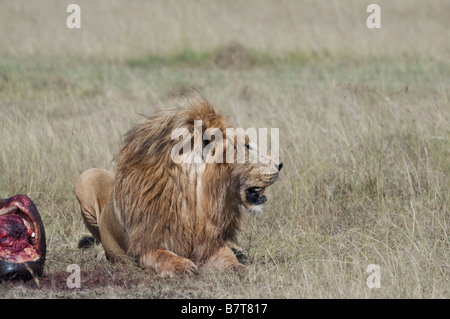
(113, 95), (242, 264)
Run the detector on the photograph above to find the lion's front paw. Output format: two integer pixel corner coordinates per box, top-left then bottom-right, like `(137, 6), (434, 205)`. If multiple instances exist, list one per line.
(139, 249), (198, 278)
(208, 258), (246, 272)
(158, 255), (198, 278)
(203, 246), (246, 272)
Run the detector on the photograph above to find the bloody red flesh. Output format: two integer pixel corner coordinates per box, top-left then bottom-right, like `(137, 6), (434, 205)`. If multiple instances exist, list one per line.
(0, 214), (40, 263)
(0, 195), (46, 280)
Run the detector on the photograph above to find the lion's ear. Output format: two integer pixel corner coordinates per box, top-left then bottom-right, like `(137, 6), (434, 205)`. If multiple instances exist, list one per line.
(202, 127), (223, 149)
(203, 137), (216, 157)
(203, 138), (211, 149)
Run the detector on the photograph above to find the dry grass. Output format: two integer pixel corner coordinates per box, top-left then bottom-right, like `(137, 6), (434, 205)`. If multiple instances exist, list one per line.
(0, 0), (449, 298)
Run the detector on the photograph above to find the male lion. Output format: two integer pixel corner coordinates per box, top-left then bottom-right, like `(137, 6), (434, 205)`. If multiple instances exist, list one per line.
(75, 95), (282, 277)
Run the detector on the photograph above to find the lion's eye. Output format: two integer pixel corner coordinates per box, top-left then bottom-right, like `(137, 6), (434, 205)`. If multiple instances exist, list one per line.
(245, 144), (251, 150)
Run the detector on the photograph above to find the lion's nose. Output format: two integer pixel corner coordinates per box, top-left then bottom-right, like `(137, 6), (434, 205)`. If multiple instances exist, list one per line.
(275, 163), (283, 172)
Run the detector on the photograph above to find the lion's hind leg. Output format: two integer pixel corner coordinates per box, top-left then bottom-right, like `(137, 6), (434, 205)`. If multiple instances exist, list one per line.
(75, 168), (115, 244)
(138, 249), (198, 278)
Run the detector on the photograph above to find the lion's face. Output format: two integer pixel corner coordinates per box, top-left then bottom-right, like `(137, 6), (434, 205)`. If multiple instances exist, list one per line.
(224, 131), (283, 215)
(201, 124), (282, 215)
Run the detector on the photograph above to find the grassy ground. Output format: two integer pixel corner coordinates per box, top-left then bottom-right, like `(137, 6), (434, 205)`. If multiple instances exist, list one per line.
(0, 0), (449, 298)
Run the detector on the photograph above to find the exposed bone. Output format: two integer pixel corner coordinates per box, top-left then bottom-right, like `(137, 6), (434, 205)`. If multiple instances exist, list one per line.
(0, 206), (18, 217)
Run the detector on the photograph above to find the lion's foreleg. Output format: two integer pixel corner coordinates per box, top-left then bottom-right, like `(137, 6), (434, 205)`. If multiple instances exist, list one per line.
(203, 246), (246, 272)
(138, 249), (198, 278)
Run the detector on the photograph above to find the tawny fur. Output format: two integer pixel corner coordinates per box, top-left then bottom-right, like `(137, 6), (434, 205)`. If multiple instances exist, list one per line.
(76, 94), (281, 277)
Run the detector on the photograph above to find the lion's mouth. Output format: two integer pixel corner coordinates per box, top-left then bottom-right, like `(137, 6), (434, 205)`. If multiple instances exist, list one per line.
(245, 187), (267, 206)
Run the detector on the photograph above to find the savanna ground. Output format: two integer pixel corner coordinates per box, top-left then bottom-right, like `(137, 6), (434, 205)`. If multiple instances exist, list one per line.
(0, 0), (449, 298)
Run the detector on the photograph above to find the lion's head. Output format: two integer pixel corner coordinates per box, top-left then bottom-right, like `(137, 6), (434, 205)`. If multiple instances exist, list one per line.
(113, 94), (282, 263)
(232, 131), (282, 215)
